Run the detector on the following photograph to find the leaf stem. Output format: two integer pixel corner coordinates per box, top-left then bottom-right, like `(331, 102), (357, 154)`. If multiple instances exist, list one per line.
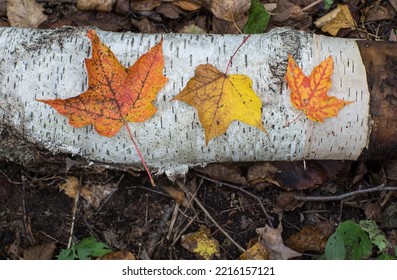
(124, 123), (156, 187)
(224, 34), (251, 74)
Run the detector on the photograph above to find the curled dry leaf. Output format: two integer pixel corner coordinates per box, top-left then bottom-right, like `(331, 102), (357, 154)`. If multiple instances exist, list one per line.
(210, 0), (250, 22)
(77, 0), (115, 12)
(181, 225), (220, 260)
(256, 224), (301, 260)
(173, 63), (266, 145)
(314, 4), (355, 36)
(7, 0), (47, 28)
(58, 176), (79, 198)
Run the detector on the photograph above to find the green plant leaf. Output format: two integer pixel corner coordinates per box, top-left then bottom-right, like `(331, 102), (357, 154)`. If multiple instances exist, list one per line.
(359, 220), (390, 253)
(337, 220), (372, 259)
(325, 232), (346, 260)
(323, 0), (333, 10)
(377, 253), (396, 260)
(243, 0), (270, 34)
(57, 236), (112, 260)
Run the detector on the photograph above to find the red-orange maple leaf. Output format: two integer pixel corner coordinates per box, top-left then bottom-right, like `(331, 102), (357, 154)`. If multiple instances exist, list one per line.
(37, 30), (167, 186)
(285, 54), (353, 122)
(37, 30), (167, 137)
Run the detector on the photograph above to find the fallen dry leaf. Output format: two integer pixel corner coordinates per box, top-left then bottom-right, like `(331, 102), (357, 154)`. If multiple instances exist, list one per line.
(80, 183), (116, 208)
(256, 224), (301, 260)
(99, 251), (137, 260)
(174, 0), (201, 11)
(273, 161), (350, 190)
(240, 240), (270, 260)
(77, 0), (115, 12)
(7, 0), (47, 28)
(22, 242), (57, 260)
(58, 176), (79, 198)
(286, 54), (353, 122)
(181, 225), (220, 260)
(285, 225), (328, 253)
(210, 0), (250, 22)
(173, 63), (266, 144)
(314, 4), (356, 36)
(38, 30), (167, 137)
(131, 0), (162, 11)
(196, 163), (248, 185)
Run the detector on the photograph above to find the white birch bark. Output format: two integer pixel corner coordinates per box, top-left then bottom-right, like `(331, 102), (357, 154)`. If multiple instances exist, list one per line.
(0, 27), (370, 176)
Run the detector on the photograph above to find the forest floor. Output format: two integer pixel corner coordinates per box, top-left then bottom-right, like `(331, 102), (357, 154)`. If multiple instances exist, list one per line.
(1, 0), (397, 260)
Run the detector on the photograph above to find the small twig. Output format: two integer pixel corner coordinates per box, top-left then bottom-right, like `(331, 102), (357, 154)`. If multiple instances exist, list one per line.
(176, 180), (252, 258)
(67, 176), (82, 249)
(295, 183), (397, 202)
(302, 0), (323, 12)
(166, 203), (180, 241)
(197, 174), (274, 227)
(172, 213), (198, 246)
(225, 35), (251, 74)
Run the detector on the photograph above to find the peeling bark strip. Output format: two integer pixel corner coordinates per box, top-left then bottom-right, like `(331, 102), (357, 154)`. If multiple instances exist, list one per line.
(356, 41), (397, 160)
(0, 27), (383, 175)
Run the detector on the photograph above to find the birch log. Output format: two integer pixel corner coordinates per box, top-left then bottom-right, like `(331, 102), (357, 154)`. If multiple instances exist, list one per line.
(0, 27), (393, 176)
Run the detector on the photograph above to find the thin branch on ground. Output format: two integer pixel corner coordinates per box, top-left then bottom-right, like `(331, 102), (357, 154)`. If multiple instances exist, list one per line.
(166, 203), (180, 241)
(295, 183), (397, 202)
(67, 176), (82, 249)
(302, 0), (323, 11)
(197, 174), (274, 227)
(176, 180), (252, 259)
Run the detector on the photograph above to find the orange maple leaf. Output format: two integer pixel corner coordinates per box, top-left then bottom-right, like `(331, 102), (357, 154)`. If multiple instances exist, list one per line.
(173, 63), (267, 145)
(285, 54), (353, 122)
(37, 30), (168, 186)
(37, 30), (167, 137)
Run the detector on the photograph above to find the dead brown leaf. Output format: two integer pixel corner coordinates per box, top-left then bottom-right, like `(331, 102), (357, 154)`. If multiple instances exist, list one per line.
(99, 251), (137, 260)
(365, 1), (396, 22)
(162, 185), (189, 207)
(256, 224), (301, 260)
(58, 176), (79, 198)
(314, 4), (356, 36)
(273, 191), (304, 213)
(247, 163), (279, 185)
(210, 0), (250, 22)
(7, 0), (47, 28)
(174, 0), (201, 11)
(196, 163), (247, 185)
(22, 242), (56, 260)
(285, 225), (329, 253)
(0, 0), (6, 17)
(273, 161), (350, 190)
(80, 183), (116, 209)
(156, 2), (183, 19)
(131, 0), (162, 11)
(77, 0), (115, 12)
(240, 240), (270, 260)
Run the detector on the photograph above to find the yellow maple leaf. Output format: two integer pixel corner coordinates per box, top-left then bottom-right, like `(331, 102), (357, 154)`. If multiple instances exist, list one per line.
(173, 63), (267, 144)
(285, 54), (353, 122)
